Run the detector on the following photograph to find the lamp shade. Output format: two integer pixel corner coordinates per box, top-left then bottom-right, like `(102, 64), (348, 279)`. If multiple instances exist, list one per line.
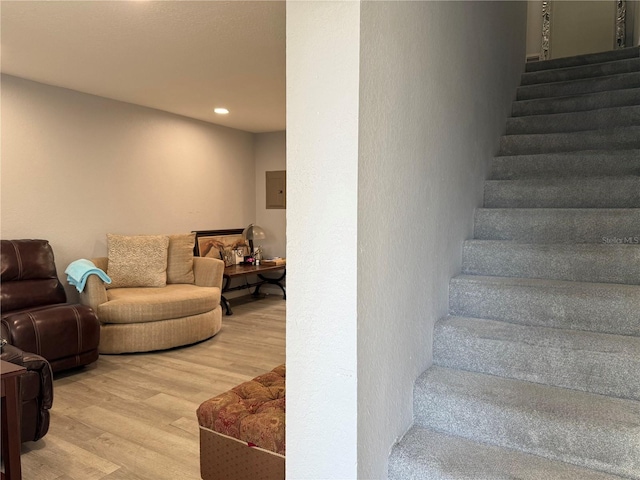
(243, 224), (266, 241)
(243, 224), (266, 254)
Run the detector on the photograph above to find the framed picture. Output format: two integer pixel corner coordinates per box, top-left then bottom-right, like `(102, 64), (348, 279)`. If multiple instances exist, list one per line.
(192, 229), (249, 265)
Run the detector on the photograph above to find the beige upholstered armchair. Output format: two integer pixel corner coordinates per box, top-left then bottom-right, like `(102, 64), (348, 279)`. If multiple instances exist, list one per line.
(79, 234), (225, 354)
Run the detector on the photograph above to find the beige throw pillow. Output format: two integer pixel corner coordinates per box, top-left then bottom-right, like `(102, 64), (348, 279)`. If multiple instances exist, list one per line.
(167, 233), (195, 284)
(107, 234), (169, 288)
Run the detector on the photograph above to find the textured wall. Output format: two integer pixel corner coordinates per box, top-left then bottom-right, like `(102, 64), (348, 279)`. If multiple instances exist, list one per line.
(357, 2), (527, 478)
(550, 1), (616, 59)
(254, 131), (286, 259)
(1, 75), (255, 300)
(286, 2), (360, 478)
(635, 0), (640, 45)
(527, 1), (544, 58)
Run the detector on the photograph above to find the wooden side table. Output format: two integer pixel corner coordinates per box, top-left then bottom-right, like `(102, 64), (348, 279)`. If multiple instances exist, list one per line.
(1, 360), (25, 480)
(221, 264), (286, 315)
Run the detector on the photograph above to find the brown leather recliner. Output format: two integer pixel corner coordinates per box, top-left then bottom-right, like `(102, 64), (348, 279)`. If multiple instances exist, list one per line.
(1, 343), (53, 442)
(1, 239), (100, 372)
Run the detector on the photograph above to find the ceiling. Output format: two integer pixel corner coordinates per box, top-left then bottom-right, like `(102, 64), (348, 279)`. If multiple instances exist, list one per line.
(0, 1), (286, 133)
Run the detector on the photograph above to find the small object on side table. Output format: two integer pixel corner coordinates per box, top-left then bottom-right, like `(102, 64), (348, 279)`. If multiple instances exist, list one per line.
(261, 258), (286, 266)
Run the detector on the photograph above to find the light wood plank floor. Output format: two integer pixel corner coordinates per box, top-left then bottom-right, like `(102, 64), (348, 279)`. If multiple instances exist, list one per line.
(20, 296), (286, 480)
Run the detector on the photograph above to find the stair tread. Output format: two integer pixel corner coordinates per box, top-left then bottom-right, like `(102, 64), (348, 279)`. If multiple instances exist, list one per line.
(464, 238), (640, 252)
(521, 57), (640, 86)
(435, 315), (640, 399)
(414, 366), (640, 479)
(390, 427), (627, 480)
(490, 149), (640, 179)
(500, 125), (640, 141)
(499, 126), (640, 155)
(415, 367), (640, 478)
(508, 103), (640, 118)
(505, 104), (640, 135)
(525, 46), (639, 73)
(452, 273), (640, 290)
(484, 175), (640, 209)
(476, 207), (640, 213)
(474, 208), (640, 244)
(462, 240), (640, 285)
(494, 148), (640, 161)
(519, 70), (640, 90)
(484, 176), (640, 208)
(487, 176), (640, 183)
(438, 314), (640, 353)
(450, 274), (640, 337)
(516, 71), (640, 101)
(416, 366), (640, 429)
(512, 87), (640, 117)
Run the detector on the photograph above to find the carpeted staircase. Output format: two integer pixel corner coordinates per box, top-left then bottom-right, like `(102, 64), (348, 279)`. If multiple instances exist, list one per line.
(389, 46), (640, 479)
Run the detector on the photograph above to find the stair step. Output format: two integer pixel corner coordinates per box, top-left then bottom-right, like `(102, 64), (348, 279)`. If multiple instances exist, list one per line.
(462, 240), (640, 284)
(484, 177), (640, 208)
(512, 87), (640, 117)
(389, 427), (625, 480)
(474, 208), (640, 244)
(498, 126), (640, 156)
(516, 71), (640, 101)
(414, 367), (640, 479)
(521, 58), (640, 86)
(434, 316), (640, 400)
(490, 149), (640, 179)
(525, 46), (640, 73)
(505, 105), (640, 135)
(449, 275), (640, 336)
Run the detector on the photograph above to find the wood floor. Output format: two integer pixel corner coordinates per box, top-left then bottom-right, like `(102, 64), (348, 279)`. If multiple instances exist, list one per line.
(20, 296), (286, 480)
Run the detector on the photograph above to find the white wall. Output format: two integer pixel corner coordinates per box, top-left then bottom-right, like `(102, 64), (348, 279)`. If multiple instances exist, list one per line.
(357, 2), (527, 478)
(254, 131), (286, 258)
(634, 0), (640, 45)
(286, 2), (360, 479)
(527, 1), (544, 58)
(1, 74), (256, 300)
(550, 1), (617, 59)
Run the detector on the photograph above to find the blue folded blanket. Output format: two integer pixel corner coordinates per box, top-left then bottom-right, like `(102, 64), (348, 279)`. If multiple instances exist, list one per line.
(65, 259), (111, 293)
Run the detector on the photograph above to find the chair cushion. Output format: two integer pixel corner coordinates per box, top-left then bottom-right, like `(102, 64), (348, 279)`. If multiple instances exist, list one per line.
(0, 239), (67, 311)
(98, 284), (220, 324)
(1, 279), (67, 313)
(1, 239), (58, 282)
(197, 365), (286, 456)
(107, 234), (169, 288)
(167, 233), (195, 285)
(1, 303), (100, 365)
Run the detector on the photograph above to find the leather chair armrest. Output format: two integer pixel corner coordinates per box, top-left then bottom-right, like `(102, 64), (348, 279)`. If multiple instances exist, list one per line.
(1, 344), (53, 410)
(22, 351), (54, 410)
(79, 257), (109, 312)
(2, 343), (54, 441)
(193, 257), (225, 289)
(1, 343), (24, 364)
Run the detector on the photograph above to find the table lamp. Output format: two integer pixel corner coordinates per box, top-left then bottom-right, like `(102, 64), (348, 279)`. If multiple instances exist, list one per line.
(243, 224), (266, 254)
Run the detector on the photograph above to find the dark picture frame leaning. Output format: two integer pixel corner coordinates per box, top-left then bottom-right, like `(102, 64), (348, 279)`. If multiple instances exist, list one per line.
(192, 229), (249, 266)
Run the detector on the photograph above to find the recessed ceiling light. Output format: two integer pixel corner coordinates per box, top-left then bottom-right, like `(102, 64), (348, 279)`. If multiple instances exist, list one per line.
(214, 108), (229, 115)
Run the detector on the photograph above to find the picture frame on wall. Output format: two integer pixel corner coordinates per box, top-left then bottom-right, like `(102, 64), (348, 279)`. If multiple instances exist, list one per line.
(192, 229), (249, 266)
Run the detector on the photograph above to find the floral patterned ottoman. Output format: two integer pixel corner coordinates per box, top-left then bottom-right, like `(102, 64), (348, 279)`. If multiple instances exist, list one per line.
(197, 365), (285, 480)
